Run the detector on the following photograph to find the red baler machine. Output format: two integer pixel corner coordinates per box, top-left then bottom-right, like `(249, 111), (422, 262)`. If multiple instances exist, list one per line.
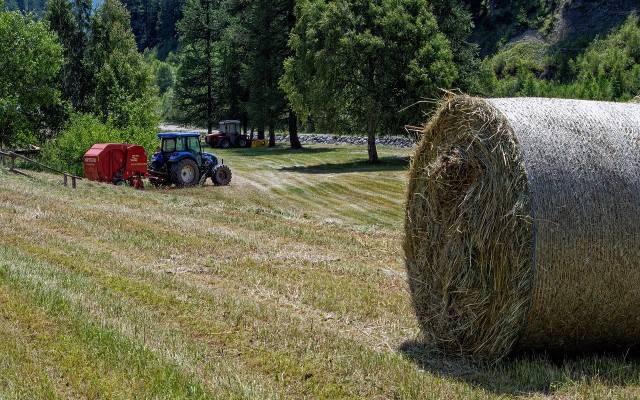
(83, 144), (147, 189)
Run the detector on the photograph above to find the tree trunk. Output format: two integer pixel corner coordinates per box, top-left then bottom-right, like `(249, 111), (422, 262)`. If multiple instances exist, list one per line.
(257, 126), (265, 140)
(268, 123), (276, 147)
(367, 112), (379, 163)
(288, 110), (302, 149)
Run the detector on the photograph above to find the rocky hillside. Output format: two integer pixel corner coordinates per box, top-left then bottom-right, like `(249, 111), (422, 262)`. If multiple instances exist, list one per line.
(471, 0), (639, 57)
(551, 0), (639, 51)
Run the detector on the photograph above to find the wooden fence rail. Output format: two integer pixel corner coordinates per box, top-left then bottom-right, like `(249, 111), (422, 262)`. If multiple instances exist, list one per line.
(0, 150), (82, 189)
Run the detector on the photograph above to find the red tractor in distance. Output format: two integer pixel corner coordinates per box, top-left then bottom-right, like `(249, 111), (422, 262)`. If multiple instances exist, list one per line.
(205, 120), (251, 148)
(83, 144), (147, 189)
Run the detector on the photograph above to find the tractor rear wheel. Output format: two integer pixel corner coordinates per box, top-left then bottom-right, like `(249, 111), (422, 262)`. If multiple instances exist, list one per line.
(212, 165), (232, 186)
(220, 138), (231, 149)
(238, 136), (248, 148)
(171, 159), (200, 187)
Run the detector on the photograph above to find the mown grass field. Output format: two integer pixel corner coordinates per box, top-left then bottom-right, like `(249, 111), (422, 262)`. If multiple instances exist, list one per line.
(2, 144), (640, 399)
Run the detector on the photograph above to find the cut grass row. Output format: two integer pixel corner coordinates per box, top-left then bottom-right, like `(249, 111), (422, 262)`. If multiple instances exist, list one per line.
(1, 145), (640, 399)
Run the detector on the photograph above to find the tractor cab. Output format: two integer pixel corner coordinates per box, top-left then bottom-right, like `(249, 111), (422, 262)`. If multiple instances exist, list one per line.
(149, 132), (232, 187)
(205, 120), (250, 148)
(159, 132), (205, 165)
(220, 120), (241, 135)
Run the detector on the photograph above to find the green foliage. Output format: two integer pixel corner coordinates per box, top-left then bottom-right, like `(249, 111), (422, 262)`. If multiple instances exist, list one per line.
(0, 10), (63, 147)
(37, 0), (159, 173)
(282, 0), (456, 161)
(476, 15), (640, 101)
(143, 50), (180, 121)
(4, 0), (47, 14)
(430, 0), (479, 91)
(174, 0), (218, 131)
(45, 0), (93, 111)
(88, 0), (158, 130)
(156, 63), (175, 95)
(463, 0), (563, 55)
(568, 15), (640, 101)
(473, 41), (550, 96)
(42, 113), (158, 174)
(241, 0), (294, 137)
(120, 0), (184, 58)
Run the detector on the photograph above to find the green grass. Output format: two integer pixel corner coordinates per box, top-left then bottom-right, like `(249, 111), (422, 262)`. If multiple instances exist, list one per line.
(2, 144), (640, 399)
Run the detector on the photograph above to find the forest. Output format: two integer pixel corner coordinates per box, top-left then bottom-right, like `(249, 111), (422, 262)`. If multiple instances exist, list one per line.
(1, 0), (639, 164)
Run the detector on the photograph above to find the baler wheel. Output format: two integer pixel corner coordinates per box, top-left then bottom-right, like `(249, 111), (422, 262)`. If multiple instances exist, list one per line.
(171, 159), (200, 187)
(212, 165), (232, 186)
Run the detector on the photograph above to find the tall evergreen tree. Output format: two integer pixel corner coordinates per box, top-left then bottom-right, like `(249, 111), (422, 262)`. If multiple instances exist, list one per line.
(174, 0), (219, 134)
(156, 0), (184, 58)
(45, 0), (92, 111)
(72, 0), (92, 34)
(205, 0), (250, 134)
(87, 0), (156, 128)
(241, 0), (298, 147)
(119, 0), (183, 58)
(430, 0), (479, 91)
(121, 0), (146, 49)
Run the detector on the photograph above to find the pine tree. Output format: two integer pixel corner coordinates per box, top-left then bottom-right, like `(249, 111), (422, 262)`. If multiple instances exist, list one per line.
(121, 0), (146, 49)
(430, 0), (479, 91)
(242, 0), (298, 147)
(45, 0), (92, 110)
(174, 0), (219, 134)
(87, 0), (156, 128)
(156, 0), (184, 58)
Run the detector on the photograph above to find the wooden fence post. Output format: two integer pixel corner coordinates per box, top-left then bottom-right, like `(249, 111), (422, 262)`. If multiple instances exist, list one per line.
(10, 154), (15, 171)
(72, 176), (77, 189)
(63, 173), (68, 187)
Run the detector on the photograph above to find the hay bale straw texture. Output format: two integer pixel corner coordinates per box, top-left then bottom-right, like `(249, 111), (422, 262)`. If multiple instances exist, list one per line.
(404, 95), (640, 360)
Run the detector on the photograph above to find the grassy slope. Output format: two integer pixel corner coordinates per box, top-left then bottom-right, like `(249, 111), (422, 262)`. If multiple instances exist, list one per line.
(1, 144), (640, 399)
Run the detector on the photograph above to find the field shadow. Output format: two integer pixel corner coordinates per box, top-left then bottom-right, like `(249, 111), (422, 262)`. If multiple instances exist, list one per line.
(400, 340), (640, 396)
(279, 156), (410, 174)
(222, 147), (337, 157)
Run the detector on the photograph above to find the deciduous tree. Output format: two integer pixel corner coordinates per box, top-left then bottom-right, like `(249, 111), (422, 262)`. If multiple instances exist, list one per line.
(0, 10), (63, 147)
(283, 0), (457, 162)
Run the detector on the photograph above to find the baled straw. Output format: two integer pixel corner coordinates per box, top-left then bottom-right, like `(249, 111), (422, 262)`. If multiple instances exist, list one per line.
(404, 95), (640, 360)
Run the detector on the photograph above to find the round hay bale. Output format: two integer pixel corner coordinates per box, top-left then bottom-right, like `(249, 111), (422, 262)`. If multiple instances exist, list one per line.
(404, 95), (640, 360)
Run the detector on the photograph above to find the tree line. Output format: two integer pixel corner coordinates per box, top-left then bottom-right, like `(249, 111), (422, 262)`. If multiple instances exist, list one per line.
(1, 0), (639, 165)
(170, 0), (474, 161)
(1, 0), (471, 163)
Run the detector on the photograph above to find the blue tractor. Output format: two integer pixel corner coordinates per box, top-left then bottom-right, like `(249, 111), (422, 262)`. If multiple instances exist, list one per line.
(148, 132), (232, 187)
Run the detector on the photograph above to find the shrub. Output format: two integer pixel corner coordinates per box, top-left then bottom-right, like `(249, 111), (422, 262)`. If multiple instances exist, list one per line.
(42, 113), (158, 174)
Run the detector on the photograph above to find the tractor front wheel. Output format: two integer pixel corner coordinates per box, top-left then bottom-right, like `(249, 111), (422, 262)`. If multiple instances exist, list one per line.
(212, 165), (232, 186)
(171, 159), (200, 187)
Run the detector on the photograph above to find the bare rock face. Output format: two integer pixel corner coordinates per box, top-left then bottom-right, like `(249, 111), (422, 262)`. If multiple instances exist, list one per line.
(551, 0), (640, 44)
